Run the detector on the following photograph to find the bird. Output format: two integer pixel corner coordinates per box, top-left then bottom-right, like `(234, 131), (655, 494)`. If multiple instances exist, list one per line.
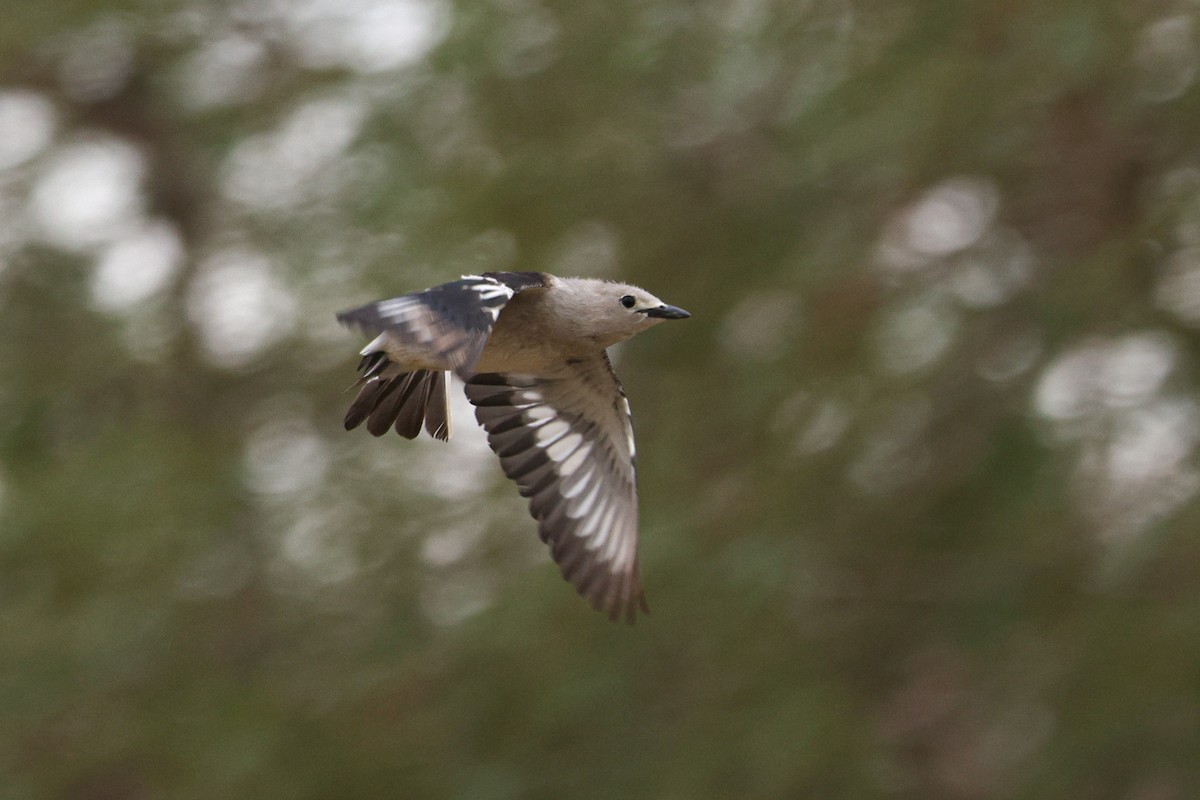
(336, 272), (691, 622)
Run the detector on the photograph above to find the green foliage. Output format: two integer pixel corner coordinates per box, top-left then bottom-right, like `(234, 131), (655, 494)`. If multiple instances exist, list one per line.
(3, 0), (1200, 797)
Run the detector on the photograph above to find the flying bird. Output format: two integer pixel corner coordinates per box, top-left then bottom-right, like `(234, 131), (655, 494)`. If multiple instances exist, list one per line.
(336, 272), (690, 622)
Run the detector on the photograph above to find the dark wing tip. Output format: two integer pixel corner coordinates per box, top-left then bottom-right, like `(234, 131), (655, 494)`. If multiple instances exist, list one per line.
(572, 560), (648, 624)
(619, 576), (650, 626)
(336, 306), (375, 332)
(604, 590), (648, 626)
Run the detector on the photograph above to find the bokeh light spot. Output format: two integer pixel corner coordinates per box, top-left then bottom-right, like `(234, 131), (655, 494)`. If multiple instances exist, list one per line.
(90, 220), (185, 312)
(0, 91), (56, 171)
(32, 137), (145, 251)
(187, 248), (298, 368)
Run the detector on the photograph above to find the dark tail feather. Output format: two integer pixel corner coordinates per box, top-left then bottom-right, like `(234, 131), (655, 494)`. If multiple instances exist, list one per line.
(344, 378), (387, 431)
(423, 371), (450, 441)
(367, 371), (422, 437)
(344, 362), (452, 442)
(393, 372), (433, 439)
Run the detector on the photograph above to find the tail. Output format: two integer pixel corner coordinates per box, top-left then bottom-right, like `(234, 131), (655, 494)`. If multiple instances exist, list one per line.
(344, 352), (451, 441)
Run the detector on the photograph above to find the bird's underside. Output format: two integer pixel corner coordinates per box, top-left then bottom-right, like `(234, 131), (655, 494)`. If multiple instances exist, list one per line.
(338, 272), (649, 622)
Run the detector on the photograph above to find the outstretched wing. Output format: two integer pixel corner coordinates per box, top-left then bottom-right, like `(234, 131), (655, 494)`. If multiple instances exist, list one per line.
(464, 354), (647, 622)
(337, 271), (547, 374)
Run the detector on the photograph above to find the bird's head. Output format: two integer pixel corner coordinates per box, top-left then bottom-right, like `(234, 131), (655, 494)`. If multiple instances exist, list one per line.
(553, 278), (691, 348)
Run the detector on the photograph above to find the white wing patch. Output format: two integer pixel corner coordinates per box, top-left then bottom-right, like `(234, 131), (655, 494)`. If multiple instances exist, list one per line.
(536, 419), (571, 444)
(619, 395), (636, 460)
(461, 274), (514, 305)
(546, 433), (583, 462)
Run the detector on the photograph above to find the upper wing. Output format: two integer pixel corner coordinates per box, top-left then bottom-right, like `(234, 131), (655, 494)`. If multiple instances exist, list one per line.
(336, 271), (547, 374)
(464, 354), (648, 622)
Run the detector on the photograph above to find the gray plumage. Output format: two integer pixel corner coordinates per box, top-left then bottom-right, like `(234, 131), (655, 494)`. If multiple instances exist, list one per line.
(337, 272), (690, 622)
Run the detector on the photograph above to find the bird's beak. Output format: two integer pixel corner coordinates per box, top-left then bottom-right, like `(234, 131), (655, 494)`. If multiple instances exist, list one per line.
(642, 304), (691, 320)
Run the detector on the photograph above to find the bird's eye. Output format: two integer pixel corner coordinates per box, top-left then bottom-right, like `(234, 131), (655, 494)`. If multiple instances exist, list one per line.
(620, 295), (637, 309)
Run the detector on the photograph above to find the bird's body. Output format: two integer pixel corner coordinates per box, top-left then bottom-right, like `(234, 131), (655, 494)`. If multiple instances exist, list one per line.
(337, 272), (689, 622)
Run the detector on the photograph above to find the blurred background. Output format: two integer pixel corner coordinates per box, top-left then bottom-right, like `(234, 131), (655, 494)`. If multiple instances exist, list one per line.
(3, 0), (1200, 797)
